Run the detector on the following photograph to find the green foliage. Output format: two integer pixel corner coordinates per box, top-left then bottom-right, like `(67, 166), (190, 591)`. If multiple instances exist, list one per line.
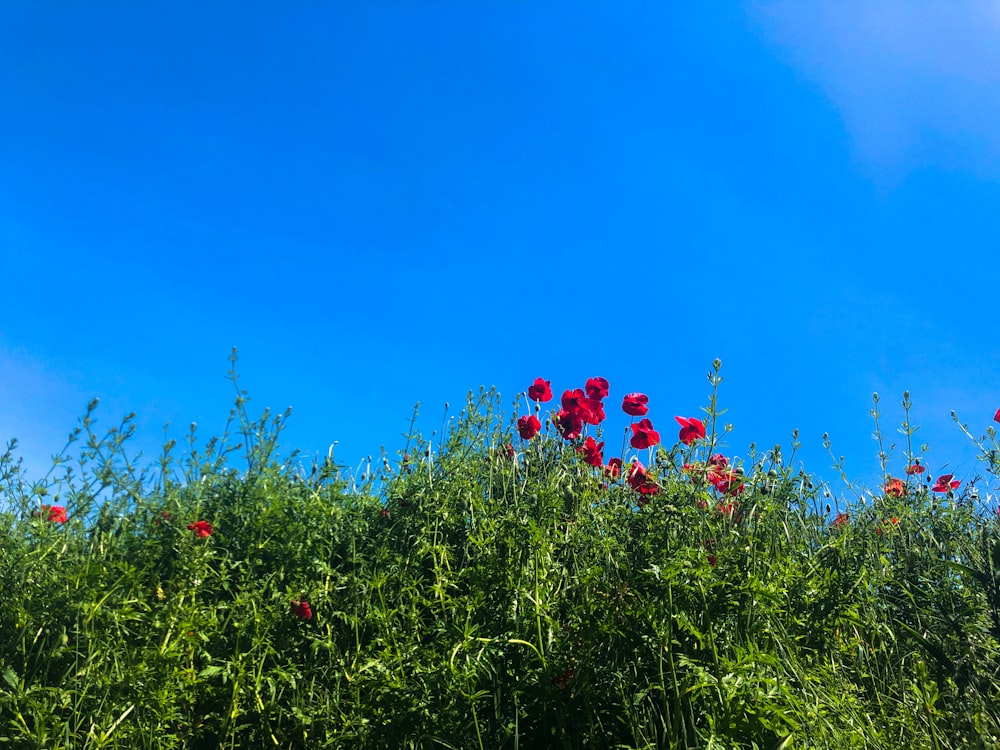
(2, 356), (1000, 748)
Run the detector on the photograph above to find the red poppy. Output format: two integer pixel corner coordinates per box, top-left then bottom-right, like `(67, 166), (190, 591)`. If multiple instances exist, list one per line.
(832, 512), (849, 529)
(622, 393), (649, 416)
(555, 409), (584, 440)
(630, 418), (661, 450)
(995, 408), (1000, 424)
(716, 500), (742, 521)
(605, 458), (622, 479)
(675, 416), (706, 445)
(291, 600), (313, 620)
(905, 462), (925, 475)
(709, 469), (744, 496)
(627, 461), (659, 497)
(46, 505), (68, 524)
(528, 378), (553, 403)
(707, 553), (718, 567)
(709, 454), (728, 469)
(932, 474), (960, 493)
(884, 478), (905, 498)
(585, 377), (610, 400)
(187, 520), (213, 537)
(561, 389), (604, 425)
(578, 436), (604, 467)
(517, 415), (541, 440)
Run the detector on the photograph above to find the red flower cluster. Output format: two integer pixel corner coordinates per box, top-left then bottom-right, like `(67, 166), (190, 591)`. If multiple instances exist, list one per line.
(553, 379), (608, 440)
(884, 478), (905, 498)
(932, 474), (960, 493)
(675, 416), (706, 445)
(517, 415), (541, 440)
(291, 600), (313, 620)
(187, 520), (213, 538)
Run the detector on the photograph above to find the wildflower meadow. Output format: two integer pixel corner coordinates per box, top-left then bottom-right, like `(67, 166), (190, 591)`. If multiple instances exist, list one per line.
(2, 354), (1000, 748)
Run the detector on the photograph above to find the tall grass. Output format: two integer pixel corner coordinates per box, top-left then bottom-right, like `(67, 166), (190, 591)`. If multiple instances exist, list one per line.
(2, 355), (999, 748)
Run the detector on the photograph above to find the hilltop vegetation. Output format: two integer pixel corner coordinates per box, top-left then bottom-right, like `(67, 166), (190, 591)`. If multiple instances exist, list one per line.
(2, 360), (1000, 748)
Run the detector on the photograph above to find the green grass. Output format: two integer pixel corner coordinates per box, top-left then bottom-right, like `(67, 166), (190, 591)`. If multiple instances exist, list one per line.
(2, 356), (999, 748)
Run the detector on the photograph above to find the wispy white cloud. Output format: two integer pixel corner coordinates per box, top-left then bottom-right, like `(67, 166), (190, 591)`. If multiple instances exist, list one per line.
(749, 0), (1000, 181)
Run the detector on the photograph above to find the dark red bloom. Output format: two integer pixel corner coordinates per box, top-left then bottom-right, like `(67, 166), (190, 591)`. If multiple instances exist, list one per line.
(585, 377), (610, 400)
(884, 478), (905, 497)
(995, 408), (1000, 424)
(187, 520), (213, 537)
(622, 393), (649, 416)
(528, 378), (553, 403)
(577, 436), (604, 467)
(932, 474), (960, 493)
(832, 512), (849, 529)
(291, 600), (313, 620)
(555, 409), (584, 440)
(627, 460), (659, 497)
(905, 462), (925, 475)
(517, 414), (541, 440)
(707, 553), (717, 567)
(605, 457), (622, 479)
(46, 505), (68, 524)
(562, 389), (604, 425)
(675, 416), (706, 445)
(630, 418), (661, 450)
(708, 468), (744, 496)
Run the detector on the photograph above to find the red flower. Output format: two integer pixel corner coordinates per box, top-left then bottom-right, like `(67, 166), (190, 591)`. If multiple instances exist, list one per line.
(709, 454), (728, 469)
(187, 520), (213, 537)
(884, 478), (905, 498)
(577, 436), (604, 467)
(517, 414), (541, 440)
(585, 377), (609, 400)
(905, 462), (925, 475)
(708, 468), (744, 496)
(716, 500), (742, 521)
(994, 407), (1000, 424)
(46, 505), (68, 523)
(622, 393), (649, 416)
(932, 474), (960, 493)
(555, 409), (584, 440)
(528, 378), (553, 403)
(832, 512), (849, 529)
(627, 460), (659, 497)
(291, 600), (313, 620)
(630, 418), (661, 449)
(707, 553), (718, 567)
(674, 416), (706, 445)
(604, 458), (622, 479)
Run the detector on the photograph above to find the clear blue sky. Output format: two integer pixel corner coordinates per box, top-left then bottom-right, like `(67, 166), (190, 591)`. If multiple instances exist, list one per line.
(2, 2), (998, 502)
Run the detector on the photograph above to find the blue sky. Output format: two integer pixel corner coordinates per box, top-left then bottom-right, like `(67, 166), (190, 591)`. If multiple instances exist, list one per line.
(2, 2), (998, 503)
